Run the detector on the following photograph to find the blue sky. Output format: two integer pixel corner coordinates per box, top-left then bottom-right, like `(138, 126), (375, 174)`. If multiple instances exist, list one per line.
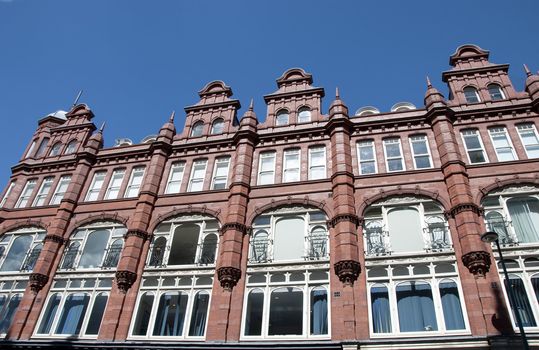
(0, 0), (538, 185)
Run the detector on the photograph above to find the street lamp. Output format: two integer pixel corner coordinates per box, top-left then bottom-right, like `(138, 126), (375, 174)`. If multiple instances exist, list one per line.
(481, 231), (529, 350)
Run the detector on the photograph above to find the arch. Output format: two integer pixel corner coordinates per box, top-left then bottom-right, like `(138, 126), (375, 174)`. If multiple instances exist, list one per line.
(358, 188), (449, 217)
(449, 44), (489, 66)
(247, 197), (331, 227)
(148, 206), (222, 234)
(276, 68), (313, 84)
(198, 80), (233, 97)
(0, 220), (48, 236)
(476, 178), (539, 204)
(355, 106), (380, 117)
(191, 120), (204, 137)
(64, 139), (77, 154)
(210, 118), (225, 135)
(275, 109), (290, 126)
(67, 213), (129, 237)
(297, 106), (312, 123)
(487, 83), (505, 100)
(49, 142), (63, 157)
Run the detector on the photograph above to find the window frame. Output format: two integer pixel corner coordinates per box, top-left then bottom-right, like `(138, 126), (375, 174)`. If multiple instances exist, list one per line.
(463, 86), (481, 104)
(460, 129), (489, 164)
(283, 149), (301, 183)
(191, 121), (204, 137)
(408, 135), (433, 169)
(211, 157), (231, 190)
(15, 179), (37, 208)
(165, 162), (186, 194)
(487, 83), (505, 101)
(124, 166), (145, 198)
(104, 169), (126, 200)
(0, 182), (15, 208)
(210, 118), (225, 135)
(257, 152), (276, 186)
(85, 171), (107, 202)
(488, 126), (517, 162)
(32, 177), (54, 207)
(50, 175), (71, 205)
(64, 140), (77, 155)
(383, 138), (405, 172)
(357, 140), (378, 175)
(516, 123), (539, 159)
(187, 160), (208, 192)
(308, 146), (326, 180)
(297, 107), (312, 123)
(275, 109), (290, 126)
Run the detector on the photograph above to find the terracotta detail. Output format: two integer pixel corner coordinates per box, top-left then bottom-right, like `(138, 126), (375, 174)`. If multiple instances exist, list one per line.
(124, 229), (149, 241)
(217, 266), (241, 291)
(29, 273), (49, 294)
(334, 260), (361, 286)
(220, 222), (247, 235)
(327, 213), (361, 228)
(43, 234), (65, 244)
(447, 202), (484, 218)
(462, 251), (492, 277)
(115, 270), (137, 293)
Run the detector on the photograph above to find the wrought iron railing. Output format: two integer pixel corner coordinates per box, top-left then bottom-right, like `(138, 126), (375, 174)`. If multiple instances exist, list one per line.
(486, 217), (515, 245)
(249, 238), (270, 263)
(426, 223), (451, 250)
(365, 227), (390, 255)
(60, 248), (79, 269)
(102, 246), (122, 268)
(307, 235), (328, 260)
(148, 244), (166, 267)
(197, 242), (217, 265)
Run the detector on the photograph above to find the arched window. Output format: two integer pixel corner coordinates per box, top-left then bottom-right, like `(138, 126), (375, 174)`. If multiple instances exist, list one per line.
(275, 110), (289, 126)
(507, 197), (539, 243)
(250, 230), (269, 263)
(35, 137), (50, 158)
(487, 83), (505, 100)
(308, 226), (327, 259)
(64, 140), (77, 154)
(210, 118), (224, 134)
(0, 294), (22, 334)
(463, 86), (481, 103)
(191, 121), (204, 137)
(49, 142), (62, 156)
(169, 223), (200, 265)
(388, 207), (424, 253)
(485, 211), (512, 244)
(274, 217), (305, 261)
(21, 243), (42, 271)
(199, 234), (217, 264)
(79, 230), (111, 269)
(102, 239), (123, 268)
(0, 228), (45, 272)
(149, 237), (167, 267)
(297, 107), (311, 123)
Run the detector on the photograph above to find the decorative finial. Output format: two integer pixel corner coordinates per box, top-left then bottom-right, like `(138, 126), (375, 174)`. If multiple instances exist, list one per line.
(169, 110), (175, 123)
(426, 76), (432, 88)
(72, 90), (83, 107)
(524, 64), (532, 77)
(99, 122), (106, 133)
(335, 87), (340, 99)
(248, 98), (254, 111)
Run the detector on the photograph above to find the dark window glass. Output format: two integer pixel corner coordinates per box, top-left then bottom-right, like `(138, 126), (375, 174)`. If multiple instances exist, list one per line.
(268, 287), (303, 335)
(244, 289), (264, 336)
(85, 293), (108, 335)
(132, 293), (154, 336)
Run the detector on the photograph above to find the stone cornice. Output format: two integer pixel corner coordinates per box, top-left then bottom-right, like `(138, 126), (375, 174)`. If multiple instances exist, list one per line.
(263, 87), (325, 102)
(442, 64), (509, 81)
(184, 99), (241, 113)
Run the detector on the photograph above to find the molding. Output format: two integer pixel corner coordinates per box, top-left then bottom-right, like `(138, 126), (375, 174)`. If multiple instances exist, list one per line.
(217, 266), (242, 291)
(327, 214), (361, 229)
(446, 202), (484, 219)
(148, 206), (222, 233)
(220, 222), (247, 235)
(334, 260), (361, 286)
(462, 251), (491, 277)
(0, 219), (48, 236)
(358, 187), (448, 216)
(43, 234), (65, 245)
(29, 273), (49, 294)
(115, 270), (137, 293)
(124, 229), (150, 241)
(248, 197), (330, 226)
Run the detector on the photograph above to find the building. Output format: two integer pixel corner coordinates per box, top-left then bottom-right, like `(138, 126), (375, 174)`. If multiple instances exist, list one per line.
(0, 44), (538, 349)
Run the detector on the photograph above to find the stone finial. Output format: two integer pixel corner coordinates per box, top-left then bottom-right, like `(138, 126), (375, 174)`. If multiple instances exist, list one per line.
(169, 110), (175, 123)
(424, 78), (447, 110)
(248, 98), (254, 111)
(524, 64), (532, 77)
(99, 122), (106, 133)
(426, 75), (432, 88)
(335, 86), (340, 99)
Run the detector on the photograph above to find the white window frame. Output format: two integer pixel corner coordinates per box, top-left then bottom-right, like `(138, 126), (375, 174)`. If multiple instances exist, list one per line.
(488, 127), (517, 162)
(460, 129), (489, 164)
(50, 175), (71, 205)
(0, 182), (15, 208)
(275, 110), (289, 126)
(210, 118), (224, 135)
(283, 149), (301, 183)
(85, 172), (106, 202)
(258, 152), (276, 185)
(297, 107), (312, 123)
(517, 123), (539, 159)
(64, 140), (77, 155)
(383, 138), (405, 172)
(187, 160), (208, 192)
(409, 135), (433, 169)
(165, 162), (185, 194)
(104, 169), (126, 200)
(32, 177), (54, 207)
(357, 140), (378, 175)
(308, 146), (326, 180)
(211, 157), (231, 190)
(463, 86), (481, 103)
(15, 179), (37, 208)
(124, 166), (145, 198)
(487, 84), (505, 101)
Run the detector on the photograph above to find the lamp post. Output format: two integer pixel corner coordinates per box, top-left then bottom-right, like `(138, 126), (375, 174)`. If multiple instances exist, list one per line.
(481, 231), (529, 350)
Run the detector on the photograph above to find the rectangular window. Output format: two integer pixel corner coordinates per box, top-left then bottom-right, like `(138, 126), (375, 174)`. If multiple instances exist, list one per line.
(165, 162), (185, 194)
(50, 175), (71, 205)
(104, 169), (126, 200)
(188, 160), (207, 192)
(489, 127), (516, 161)
(0, 182), (15, 207)
(357, 140), (377, 175)
(85, 171), (106, 201)
(517, 123), (539, 158)
(32, 177), (54, 206)
(461, 129), (488, 164)
(211, 157), (230, 190)
(258, 152), (276, 185)
(409, 135), (433, 169)
(383, 138), (405, 172)
(124, 167), (145, 198)
(15, 179), (37, 208)
(308, 147), (326, 180)
(283, 149), (300, 182)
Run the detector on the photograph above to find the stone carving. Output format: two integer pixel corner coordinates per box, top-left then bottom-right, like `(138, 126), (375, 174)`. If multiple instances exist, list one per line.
(43, 234), (65, 245)
(462, 251), (491, 277)
(124, 229), (149, 241)
(217, 266), (242, 291)
(447, 202), (484, 218)
(220, 222), (247, 235)
(327, 214), (360, 228)
(29, 273), (49, 294)
(334, 260), (361, 285)
(115, 270), (137, 293)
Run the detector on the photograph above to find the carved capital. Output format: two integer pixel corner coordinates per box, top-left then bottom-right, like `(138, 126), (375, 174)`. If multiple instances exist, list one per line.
(115, 270), (137, 293)
(327, 214), (361, 229)
(124, 229), (149, 241)
(43, 234), (65, 245)
(462, 251), (491, 277)
(334, 260), (361, 286)
(446, 202), (484, 219)
(217, 266), (242, 291)
(220, 222), (247, 235)
(29, 273), (49, 294)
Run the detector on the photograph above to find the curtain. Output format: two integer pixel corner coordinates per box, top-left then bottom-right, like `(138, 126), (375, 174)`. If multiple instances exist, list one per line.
(371, 285), (392, 333)
(310, 288), (328, 335)
(397, 282), (438, 332)
(37, 294), (61, 334)
(55, 294), (89, 335)
(440, 281), (466, 330)
(505, 277), (536, 327)
(153, 292), (188, 336)
(507, 198), (539, 243)
(0, 295), (21, 333)
(188, 292), (209, 336)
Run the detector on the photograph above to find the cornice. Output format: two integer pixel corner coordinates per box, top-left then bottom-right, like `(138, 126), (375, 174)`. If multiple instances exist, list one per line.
(184, 99), (241, 113)
(442, 64), (510, 81)
(263, 87), (325, 102)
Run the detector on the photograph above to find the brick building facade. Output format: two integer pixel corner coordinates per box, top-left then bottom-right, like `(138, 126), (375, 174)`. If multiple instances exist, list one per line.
(0, 44), (538, 349)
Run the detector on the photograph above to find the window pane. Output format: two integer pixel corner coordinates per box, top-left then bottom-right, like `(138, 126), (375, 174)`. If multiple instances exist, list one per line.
(361, 161), (376, 175)
(468, 150), (486, 163)
(396, 282), (437, 332)
(168, 224), (200, 265)
(191, 122), (203, 137)
(55, 294), (90, 335)
(188, 292), (210, 336)
(199, 234), (217, 264)
(132, 293), (154, 336)
(268, 287), (303, 335)
(387, 159), (403, 171)
(149, 237), (167, 267)
(274, 217), (304, 261)
(439, 281), (465, 330)
(79, 230), (110, 269)
(0, 235), (32, 271)
(38, 294), (61, 334)
(85, 293), (108, 335)
(385, 143), (401, 158)
(244, 289), (264, 336)
(153, 292), (189, 336)
(371, 285), (391, 333)
(310, 287), (328, 335)
(211, 119), (224, 134)
(505, 276), (536, 327)
(507, 197), (539, 243)
(0, 294), (21, 333)
(388, 208), (424, 253)
(415, 156), (431, 169)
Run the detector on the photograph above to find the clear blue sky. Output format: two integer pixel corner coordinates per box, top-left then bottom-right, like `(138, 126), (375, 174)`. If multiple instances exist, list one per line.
(0, 0), (538, 186)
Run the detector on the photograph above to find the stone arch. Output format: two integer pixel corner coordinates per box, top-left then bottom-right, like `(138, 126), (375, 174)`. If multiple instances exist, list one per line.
(148, 206), (223, 234)
(358, 187), (450, 217)
(247, 197), (331, 227)
(477, 177), (539, 204)
(0, 219), (48, 236)
(66, 212), (130, 237)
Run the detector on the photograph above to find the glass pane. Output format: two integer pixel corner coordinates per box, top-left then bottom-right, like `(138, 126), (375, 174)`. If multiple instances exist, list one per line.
(396, 282), (438, 332)
(133, 293), (154, 336)
(310, 288), (328, 335)
(387, 158), (403, 171)
(38, 294), (61, 334)
(388, 208), (424, 253)
(507, 197), (539, 243)
(0, 294), (21, 333)
(385, 143), (401, 158)
(463, 134), (481, 150)
(505, 276), (536, 327)
(188, 292), (210, 336)
(415, 155), (431, 169)
(79, 230), (110, 268)
(468, 150), (486, 163)
(274, 217), (305, 261)
(85, 294), (108, 335)
(371, 285), (391, 333)
(359, 145), (374, 160)
(169, 224), (200, 265)
(153, 292), (189, 336)
(199, 234), (217, 264)
(361, 161), (376, 174)
(244, 289), (264, 336)
(149, 237), (167, 267)
(0, 235), (32, 271)
(268, 287), (303, 335)
(439, 281), (465, 330)
(55, 294), (90, 335)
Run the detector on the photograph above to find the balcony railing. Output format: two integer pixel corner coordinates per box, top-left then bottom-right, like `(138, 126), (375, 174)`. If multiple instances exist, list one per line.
(197, 242), (217, 265)
(249, 238), (270, 263)
(60, 248), (79, 270)
(20, 248), (41, 271)
(365, 227), (390, 255)
(486, 217), (515, 245)
(307, 234), (328, 260)
(426, 223), (451, 251)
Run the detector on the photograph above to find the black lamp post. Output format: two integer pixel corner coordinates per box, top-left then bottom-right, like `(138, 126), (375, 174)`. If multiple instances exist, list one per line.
(481, 231), (529, 350)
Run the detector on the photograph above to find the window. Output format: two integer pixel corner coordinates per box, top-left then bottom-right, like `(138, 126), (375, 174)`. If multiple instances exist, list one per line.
(298, 107), (312, 123)
(482, 186), (539, 245)
(210, 118), (224, 135)
(487, 84), (505, 101)
(191, 121), (204, 137)
(357, 140), (377, 175)
(0, 182), (15, 208)
(363, 196), (449, 256)
(367, 262), (467, 335)
(463, 86), (480, 103)
(49, 142), (62, 157)
(165, 162), (185, 194)
(308, 146), (326, 180)
(488, 127), (516, 161)
(50, 175), (71, 205)
(15, 179), (37, 208)
(283, 149), (300, 182)
(517, 123), (539, 158)
(125, 167), (145, 198)
(383, 138), (405, 172)
(461, 129), (488, 164)
(188, 160), (207, 192)
(64, 140), (77, 155)
(0, 227), (46, 272)
(35, 138), (50, 158)
(276, 110), (289, 126)
(258, 152), (276, 185)
(32, 177), (54, 207)
(85, 172), (106, 201)
(104, 169), (125, 200)
(409, 135), (432, 169)
(211, 157), (230, 190)
(25, 141), (36, 158)
(59, 223), (126, 270)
